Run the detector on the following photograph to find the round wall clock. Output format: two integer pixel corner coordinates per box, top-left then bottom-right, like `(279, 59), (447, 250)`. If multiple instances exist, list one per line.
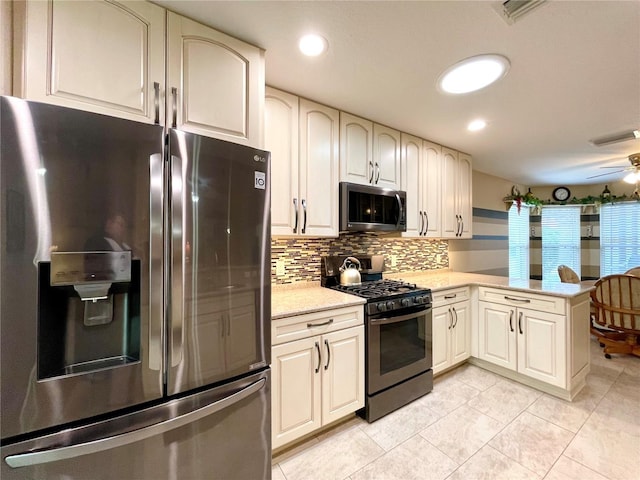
(552, 186), (571, 202)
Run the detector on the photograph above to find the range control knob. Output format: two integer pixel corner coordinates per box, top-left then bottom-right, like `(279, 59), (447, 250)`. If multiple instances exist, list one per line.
(401, 298), (410, 307)
(377, 302), (387, 312)
(386, 301), (395, 311)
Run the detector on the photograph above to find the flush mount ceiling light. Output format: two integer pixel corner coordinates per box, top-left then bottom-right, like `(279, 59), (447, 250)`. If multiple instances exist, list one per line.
(438, 54), (510, 94)
(298, 34), (328, 57)
(467, 119), (487, 132)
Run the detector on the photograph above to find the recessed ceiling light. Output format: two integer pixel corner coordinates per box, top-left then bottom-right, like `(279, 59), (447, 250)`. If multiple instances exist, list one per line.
(298, 34), (328, 57)
(438, 54), (510, 94)
(467, 119), (487, 132)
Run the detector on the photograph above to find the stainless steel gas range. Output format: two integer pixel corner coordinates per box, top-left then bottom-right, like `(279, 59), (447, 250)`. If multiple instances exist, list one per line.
(321, 255), (433, 422)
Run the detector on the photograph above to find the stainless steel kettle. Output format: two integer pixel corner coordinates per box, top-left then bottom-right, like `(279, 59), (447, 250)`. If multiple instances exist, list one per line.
(339, 257), (362, 285)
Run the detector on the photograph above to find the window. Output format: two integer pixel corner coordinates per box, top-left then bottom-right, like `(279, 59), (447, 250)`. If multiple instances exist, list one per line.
(542, 206), (581, 281)
(508, 204), (529, 280)
(600, 202), (640, 275)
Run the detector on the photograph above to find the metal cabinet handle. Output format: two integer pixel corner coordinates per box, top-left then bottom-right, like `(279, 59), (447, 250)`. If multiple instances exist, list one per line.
(153, 82), (160, 124)
(375, 163), (380, 184)
(301, 199), (307, 234)
(4, 378), (266, 468)
(459, 216), (464, 236)
(518, 311), (523, 334)
(307, 319), (334, 328)
(504, 296), (531, 303)
(419, 210), (424, 236)
(369, 161), (374, 183)
(315, 341), (321, 373)
(324, 339), (331, 370)
(171, 87), (178, 128)
(444, 294), (457, 299)
(293, 198), (298, 233)
(509, 310), (514, 332)
(424, 212), (429, 236)
(448, 308), (452, 329)
(454, 215), (460, 236)
(452, 307), (458, 329)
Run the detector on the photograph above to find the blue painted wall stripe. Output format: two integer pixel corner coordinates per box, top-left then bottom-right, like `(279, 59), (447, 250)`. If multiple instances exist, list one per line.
(472, 207), (508, 220)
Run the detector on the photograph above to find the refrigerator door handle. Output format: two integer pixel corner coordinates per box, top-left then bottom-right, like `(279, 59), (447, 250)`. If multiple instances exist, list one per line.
(4, 378), (267, 468)
(171, 154), (184, 367)
(149, 153), (165, 371)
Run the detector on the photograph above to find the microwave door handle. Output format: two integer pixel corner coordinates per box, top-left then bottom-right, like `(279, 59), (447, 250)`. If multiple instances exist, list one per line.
(370, 308), (430, 326)
(4, 378), (267, 468)
(395, 193), (403, 229)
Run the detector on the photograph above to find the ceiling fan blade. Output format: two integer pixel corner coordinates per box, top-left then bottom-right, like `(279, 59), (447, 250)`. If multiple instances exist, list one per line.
(587, 169), (625, 179)
(599, 165), (629, 169)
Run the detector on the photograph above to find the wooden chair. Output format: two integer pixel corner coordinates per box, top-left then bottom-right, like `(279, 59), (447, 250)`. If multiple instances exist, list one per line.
(625, 266), (640, 277)
(590, 274), (640, 358)
(557, 265), (580, 284)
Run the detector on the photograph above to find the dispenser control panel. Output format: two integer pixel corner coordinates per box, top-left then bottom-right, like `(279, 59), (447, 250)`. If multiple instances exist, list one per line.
(50, 251), (132, 285)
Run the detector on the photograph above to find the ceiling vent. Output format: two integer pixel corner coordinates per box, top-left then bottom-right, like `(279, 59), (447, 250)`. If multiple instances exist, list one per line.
(589, 129), (640, 147)
(494, 0), (547, 25)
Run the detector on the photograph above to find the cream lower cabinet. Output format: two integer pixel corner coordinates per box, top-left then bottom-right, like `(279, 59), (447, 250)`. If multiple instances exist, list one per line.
(477, 287), (569, 389)
(271, 306), (364, 449)
(432, 287), (471, 375)
(266, 88), (339, 237)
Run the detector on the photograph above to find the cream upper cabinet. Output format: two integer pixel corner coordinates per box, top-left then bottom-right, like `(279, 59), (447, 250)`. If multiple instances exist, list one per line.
(13, 0), (165, 124)
(401, 136), (442, 238)
(373, 124), (401, 189)
(265, 87), (299, 236)
(441, 147), (472, 239)
(266, 91), (338, 237)
(166, 12), (264, 147)
(340, 114), (400, 189)
(297, 98), (340, 237)
(340, 112), (373, 185)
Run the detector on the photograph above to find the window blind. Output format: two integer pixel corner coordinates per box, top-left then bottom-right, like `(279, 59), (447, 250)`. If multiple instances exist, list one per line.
(508, 204), (530, 280)
(600, 202), (640, 275)
(542, 206), (580, 281)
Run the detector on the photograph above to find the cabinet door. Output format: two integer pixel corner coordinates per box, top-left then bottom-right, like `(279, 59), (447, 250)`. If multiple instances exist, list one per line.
(441, 147), (459, 238)
(166, 12), (264, 147)
(321, 326), (364, 425)
(432, 305), (452, 375)
(457, 153), (473, 239)
(401, 133), (422, 238)
(340, 112), (373, 185)
(450, 301), (471, 365)
(265, 87), (299, 236)
(517, 309), (566, 387)
(423, 141), (442, 237)
(16, 0), (165, 123)
(373, 124), (401, 189)
(478, 301), (517, 371)
(272, 337), (322, 449)
(299, 99), (339, 237)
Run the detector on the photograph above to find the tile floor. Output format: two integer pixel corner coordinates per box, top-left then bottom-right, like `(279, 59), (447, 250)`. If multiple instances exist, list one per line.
(272, 337), (640, 480)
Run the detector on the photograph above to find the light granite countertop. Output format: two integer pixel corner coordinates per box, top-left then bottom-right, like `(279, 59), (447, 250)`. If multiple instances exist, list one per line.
(271, 270), (594, 319)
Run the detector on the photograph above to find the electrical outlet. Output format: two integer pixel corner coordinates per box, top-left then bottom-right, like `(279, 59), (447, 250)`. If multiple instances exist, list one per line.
(390, 255), (397, 267)
(276, 260), (285, 276)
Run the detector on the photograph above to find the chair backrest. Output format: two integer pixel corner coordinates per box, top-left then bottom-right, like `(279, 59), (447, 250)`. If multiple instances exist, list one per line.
(624, 266), (640, 277)
(591, 274), (640, 333)
(557, 265), (580, 284)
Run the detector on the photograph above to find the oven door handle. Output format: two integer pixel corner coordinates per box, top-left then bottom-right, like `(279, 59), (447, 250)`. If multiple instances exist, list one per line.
(370, 308), (430, 326)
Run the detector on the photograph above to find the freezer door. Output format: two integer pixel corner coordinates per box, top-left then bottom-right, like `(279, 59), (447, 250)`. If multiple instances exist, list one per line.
(168, 130), (271, 395)
(1, 369), (271, 480)
(0, 97), (164, 439)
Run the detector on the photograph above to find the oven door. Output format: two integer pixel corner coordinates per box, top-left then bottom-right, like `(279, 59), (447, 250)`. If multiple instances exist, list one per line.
(367, 306), (432, 394)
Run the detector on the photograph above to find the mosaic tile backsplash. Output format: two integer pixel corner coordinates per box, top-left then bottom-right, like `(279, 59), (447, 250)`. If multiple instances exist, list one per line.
(271, 233), (449, 284)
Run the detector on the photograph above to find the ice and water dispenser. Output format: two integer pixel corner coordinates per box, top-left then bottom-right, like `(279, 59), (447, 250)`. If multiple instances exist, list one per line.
(38, 251), (141, 379)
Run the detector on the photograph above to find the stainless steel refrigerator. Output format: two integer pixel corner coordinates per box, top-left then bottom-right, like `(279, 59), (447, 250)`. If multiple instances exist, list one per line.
(0, 96), (271, 479)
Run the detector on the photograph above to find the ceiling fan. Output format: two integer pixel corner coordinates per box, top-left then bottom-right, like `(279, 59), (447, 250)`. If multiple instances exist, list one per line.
(587, 153), (640, 183)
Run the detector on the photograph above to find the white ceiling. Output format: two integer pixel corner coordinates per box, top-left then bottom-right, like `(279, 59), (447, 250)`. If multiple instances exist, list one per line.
(155, 0), (640, 187)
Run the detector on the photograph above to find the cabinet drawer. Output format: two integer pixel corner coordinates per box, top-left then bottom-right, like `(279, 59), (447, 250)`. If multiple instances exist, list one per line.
(272, 305), (364, 346)
(478, 287), (565, 315)
(432, 287), (470, 306)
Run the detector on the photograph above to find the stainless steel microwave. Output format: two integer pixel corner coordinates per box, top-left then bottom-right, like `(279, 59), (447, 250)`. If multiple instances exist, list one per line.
(339, 182), (407, 232)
